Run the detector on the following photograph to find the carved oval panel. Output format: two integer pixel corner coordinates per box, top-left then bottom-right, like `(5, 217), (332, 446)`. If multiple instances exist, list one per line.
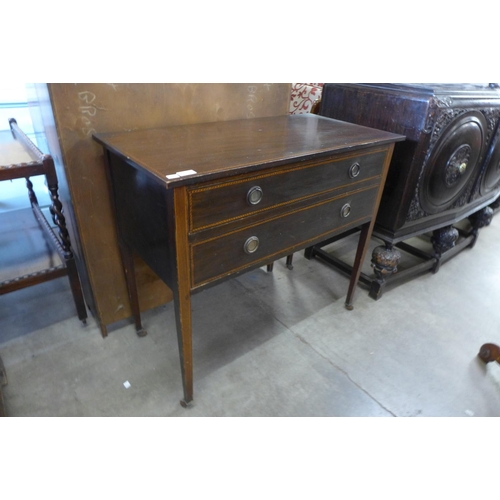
(420, 111), (487, 214)
(480, 124), (500, 196)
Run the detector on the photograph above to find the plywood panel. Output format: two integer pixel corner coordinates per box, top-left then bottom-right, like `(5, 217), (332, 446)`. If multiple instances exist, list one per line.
(28, 84), (290, 333)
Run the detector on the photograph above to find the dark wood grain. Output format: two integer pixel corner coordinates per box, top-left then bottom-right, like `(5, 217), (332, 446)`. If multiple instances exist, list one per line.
(94, 114), (403, 187)
(107, 153), (172, 287)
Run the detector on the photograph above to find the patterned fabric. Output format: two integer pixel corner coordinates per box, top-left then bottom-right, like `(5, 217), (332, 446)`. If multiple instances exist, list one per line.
(289, 83), (323, 114)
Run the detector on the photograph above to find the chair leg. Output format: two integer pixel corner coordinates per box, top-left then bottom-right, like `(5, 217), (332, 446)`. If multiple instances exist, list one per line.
(47, 178), (88, 323)
(66, 258), (87, 323)
(268, 254), (294, 273)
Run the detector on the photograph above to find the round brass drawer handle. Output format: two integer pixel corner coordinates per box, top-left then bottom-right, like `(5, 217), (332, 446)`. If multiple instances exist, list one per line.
(244, 236), (260, 254)
(247, 186), (263, 205)
(340, 203), (351, 218)
(349, 163), (361, 178)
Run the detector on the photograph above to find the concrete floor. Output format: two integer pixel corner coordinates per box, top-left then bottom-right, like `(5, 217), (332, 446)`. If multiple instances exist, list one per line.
(2, 215), (500, 417)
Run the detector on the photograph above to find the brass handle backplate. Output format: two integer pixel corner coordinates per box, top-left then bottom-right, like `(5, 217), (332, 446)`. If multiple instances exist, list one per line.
(247, 186), (263, 205)
(244, 236), (260, 254)
(349, 163), (361, 178)
(341, 203), (351, 218)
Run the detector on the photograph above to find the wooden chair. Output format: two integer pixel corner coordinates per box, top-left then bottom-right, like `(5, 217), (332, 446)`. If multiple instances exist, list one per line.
(0, 118), (87, 323)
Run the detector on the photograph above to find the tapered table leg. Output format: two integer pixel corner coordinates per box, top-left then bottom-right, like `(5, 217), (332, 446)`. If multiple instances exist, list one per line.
(173, 289), (193, 407)
(345, 222), (371, 310)
(173, 187), (194, 407)
(66, 258), (88, 323)
(118, 240), (147, 337)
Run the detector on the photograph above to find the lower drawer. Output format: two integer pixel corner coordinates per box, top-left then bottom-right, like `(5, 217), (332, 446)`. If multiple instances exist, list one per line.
(191, 185), (378, 287)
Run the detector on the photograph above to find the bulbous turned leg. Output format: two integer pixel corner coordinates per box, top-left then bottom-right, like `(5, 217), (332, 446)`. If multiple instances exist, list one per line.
(431, 225), (459, 273)
(469, 206), (494, 248)
(489, 197), (500, 210)
(470, 206), (494, 228)
(369, 244), (401, 300)
(478, 343), (500, 364)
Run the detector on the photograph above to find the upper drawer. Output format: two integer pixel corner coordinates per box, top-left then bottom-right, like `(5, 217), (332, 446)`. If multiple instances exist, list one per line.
(187, 147), (388, 233)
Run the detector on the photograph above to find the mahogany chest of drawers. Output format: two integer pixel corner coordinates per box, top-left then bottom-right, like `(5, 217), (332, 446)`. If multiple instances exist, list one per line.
(94, 114), (403, 405)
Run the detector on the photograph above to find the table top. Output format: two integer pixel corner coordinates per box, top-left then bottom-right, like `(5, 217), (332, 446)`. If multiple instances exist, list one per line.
(94, 114), (405, 187)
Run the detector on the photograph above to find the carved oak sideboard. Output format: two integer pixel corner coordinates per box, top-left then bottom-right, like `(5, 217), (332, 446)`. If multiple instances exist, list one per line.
(315, 83), (500, 299)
